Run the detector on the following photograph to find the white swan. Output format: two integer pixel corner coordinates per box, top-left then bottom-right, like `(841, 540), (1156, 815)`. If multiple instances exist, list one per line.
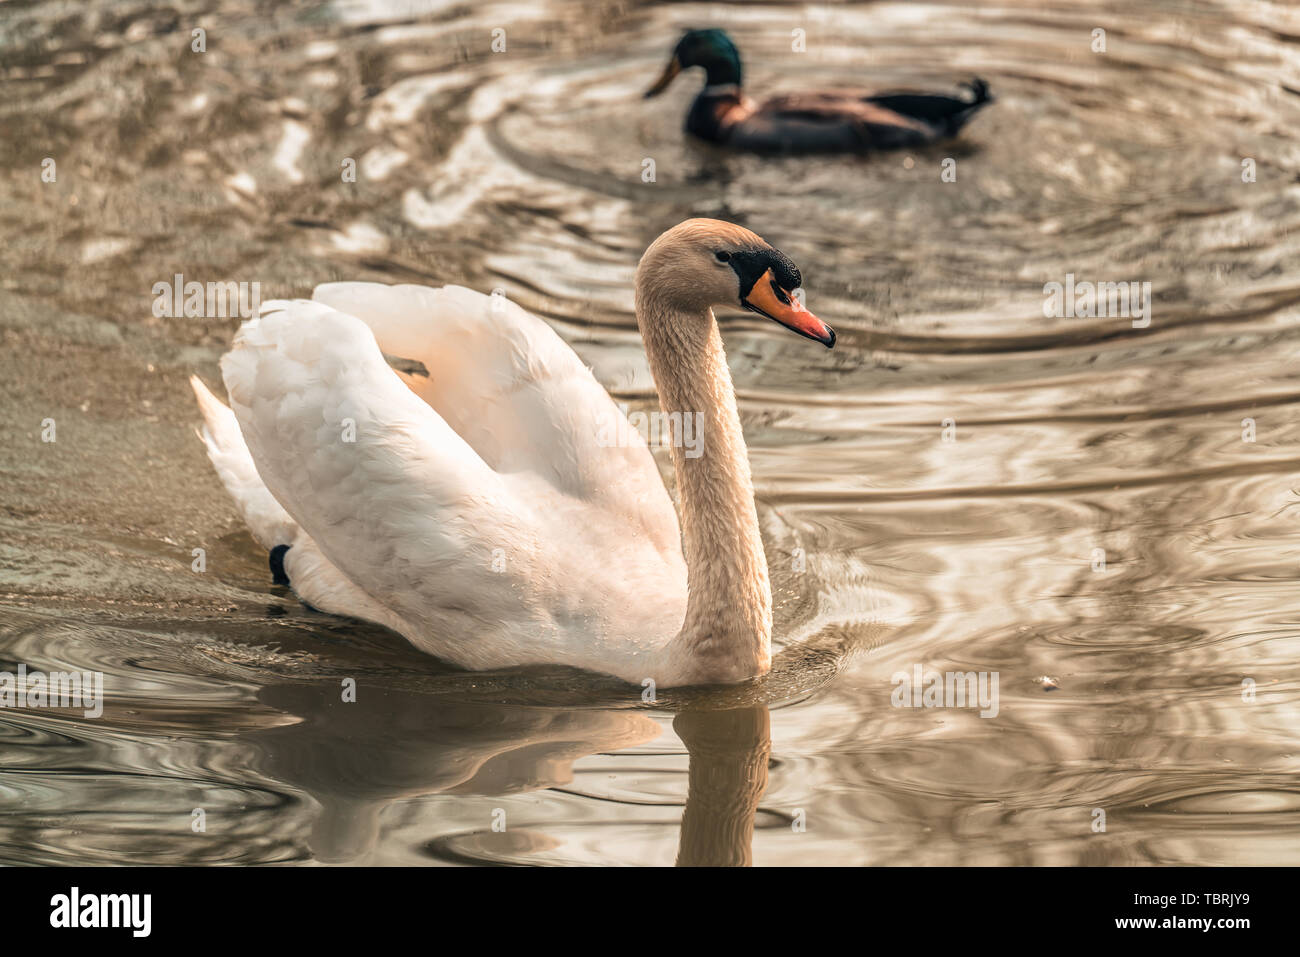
(191, 219), (834, 687)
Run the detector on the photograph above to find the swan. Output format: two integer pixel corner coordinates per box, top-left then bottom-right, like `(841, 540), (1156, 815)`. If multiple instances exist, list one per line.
(191, 219), (834, 687)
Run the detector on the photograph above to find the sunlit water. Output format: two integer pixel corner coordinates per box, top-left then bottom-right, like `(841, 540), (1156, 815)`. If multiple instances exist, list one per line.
(2, 0), (1300, 865)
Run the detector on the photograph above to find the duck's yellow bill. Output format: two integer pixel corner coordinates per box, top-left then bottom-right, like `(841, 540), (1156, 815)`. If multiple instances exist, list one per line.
(644, 56), (681, 98)
(742, 270), (836, 348)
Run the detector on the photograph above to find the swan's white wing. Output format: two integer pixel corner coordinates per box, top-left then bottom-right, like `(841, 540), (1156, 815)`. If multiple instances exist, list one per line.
(220, 300), (551, 659)
(309, 283), (679, 555)
(190, 374), (297, 552)
(189, 374), (419, 635)
(208, 291), (690, 678)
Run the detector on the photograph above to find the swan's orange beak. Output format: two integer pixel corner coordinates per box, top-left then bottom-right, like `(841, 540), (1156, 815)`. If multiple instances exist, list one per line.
(644, 56), (681, 98)
(741, 270), (836, 348)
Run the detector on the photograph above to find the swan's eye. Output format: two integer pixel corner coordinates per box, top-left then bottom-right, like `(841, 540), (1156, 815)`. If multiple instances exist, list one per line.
(714, 250), (731, 263)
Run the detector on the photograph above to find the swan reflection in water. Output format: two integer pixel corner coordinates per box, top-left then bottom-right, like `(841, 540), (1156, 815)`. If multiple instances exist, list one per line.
(245, 682), (772, 866)
(673, 706), (771, 867)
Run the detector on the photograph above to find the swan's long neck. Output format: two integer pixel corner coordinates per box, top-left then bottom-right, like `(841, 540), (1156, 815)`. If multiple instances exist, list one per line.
(635, 290), (772, 684)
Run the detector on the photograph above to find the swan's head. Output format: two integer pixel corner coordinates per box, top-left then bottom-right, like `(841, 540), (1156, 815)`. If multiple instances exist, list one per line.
(636, 218), (835, 348)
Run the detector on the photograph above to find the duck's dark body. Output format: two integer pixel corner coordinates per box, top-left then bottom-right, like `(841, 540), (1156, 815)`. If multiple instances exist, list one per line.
(648, 29), (993, 155)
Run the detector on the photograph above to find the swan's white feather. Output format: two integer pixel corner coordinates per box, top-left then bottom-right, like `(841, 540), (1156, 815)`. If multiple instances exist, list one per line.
(189, 374), (417, 634)
(190, 373), (296, 552)
(310, 282), (678, 532)
(205, 286), (688, 680)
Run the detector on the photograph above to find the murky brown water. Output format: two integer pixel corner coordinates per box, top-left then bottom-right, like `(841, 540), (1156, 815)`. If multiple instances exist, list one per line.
(3, 0), (1300, 865)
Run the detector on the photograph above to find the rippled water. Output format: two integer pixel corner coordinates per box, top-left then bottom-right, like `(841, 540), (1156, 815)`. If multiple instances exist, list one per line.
(3, 0), (1300, 865)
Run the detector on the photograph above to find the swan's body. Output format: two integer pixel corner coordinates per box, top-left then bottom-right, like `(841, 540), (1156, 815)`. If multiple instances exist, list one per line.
(645, 29), (993, 154)
(192, 219), (833, 687)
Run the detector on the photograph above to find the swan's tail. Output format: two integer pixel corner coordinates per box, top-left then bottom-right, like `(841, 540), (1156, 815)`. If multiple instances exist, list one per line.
(189, 374), (298, 552)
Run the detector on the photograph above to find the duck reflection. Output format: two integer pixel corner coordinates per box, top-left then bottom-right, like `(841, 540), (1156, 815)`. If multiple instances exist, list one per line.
(245, 682), (772, 865)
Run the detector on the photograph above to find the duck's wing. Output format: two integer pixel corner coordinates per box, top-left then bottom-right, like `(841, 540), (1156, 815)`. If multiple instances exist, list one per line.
(731, 92), (935, 152)
(309, 283), (678, 545)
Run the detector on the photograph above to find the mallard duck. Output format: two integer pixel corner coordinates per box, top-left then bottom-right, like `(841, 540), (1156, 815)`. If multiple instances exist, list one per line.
(191, 219), (834, 688)
(644, 28), (993, 153)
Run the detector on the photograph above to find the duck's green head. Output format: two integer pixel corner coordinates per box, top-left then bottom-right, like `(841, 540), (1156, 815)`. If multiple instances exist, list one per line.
(644, 28), (742, 97)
